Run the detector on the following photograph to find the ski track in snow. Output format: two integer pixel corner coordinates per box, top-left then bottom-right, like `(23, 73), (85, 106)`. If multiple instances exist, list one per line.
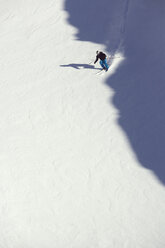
(0, 0), (165, 248)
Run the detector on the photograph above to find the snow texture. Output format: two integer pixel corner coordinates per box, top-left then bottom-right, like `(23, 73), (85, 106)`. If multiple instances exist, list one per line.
(0, 0), (165, 247)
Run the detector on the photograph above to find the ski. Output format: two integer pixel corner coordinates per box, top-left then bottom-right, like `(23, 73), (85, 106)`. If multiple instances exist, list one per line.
(95, 68), (106, 75)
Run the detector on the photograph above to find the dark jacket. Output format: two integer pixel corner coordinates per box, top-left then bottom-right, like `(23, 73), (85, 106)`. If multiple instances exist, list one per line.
(94, 52), (106, 64)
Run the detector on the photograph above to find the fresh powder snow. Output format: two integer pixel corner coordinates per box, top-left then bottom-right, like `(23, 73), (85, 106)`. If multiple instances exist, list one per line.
(0, 0), (165, 248)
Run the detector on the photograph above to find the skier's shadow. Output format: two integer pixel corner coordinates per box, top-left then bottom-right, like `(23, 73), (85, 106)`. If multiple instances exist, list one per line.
(60, 63), (99, 70)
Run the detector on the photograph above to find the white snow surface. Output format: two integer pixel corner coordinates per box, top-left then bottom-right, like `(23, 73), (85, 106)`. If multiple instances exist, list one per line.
(0, 1), (165, 248)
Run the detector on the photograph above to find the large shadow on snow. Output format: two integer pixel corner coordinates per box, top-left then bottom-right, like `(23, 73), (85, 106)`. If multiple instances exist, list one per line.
(64, 0), (165, 185)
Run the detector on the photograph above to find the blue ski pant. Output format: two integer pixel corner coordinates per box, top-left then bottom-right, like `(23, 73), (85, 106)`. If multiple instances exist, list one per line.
(100, 59), (109, 70)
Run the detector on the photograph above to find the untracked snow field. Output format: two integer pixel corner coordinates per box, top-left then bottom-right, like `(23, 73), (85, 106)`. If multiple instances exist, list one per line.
(0, 1), (165, 248)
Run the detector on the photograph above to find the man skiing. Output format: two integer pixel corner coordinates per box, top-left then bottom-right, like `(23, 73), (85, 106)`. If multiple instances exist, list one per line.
(94, 51), (109, 71)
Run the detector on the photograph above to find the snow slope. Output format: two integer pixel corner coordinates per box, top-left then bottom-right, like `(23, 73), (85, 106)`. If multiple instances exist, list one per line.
(0, 0), (165, 247)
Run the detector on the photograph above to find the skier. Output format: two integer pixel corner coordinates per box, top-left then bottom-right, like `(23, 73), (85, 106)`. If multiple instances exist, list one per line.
(94, 51), (109, 71)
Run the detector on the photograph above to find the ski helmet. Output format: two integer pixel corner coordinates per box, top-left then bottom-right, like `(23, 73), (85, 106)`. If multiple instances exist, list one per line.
(96, 50), (99, 55)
